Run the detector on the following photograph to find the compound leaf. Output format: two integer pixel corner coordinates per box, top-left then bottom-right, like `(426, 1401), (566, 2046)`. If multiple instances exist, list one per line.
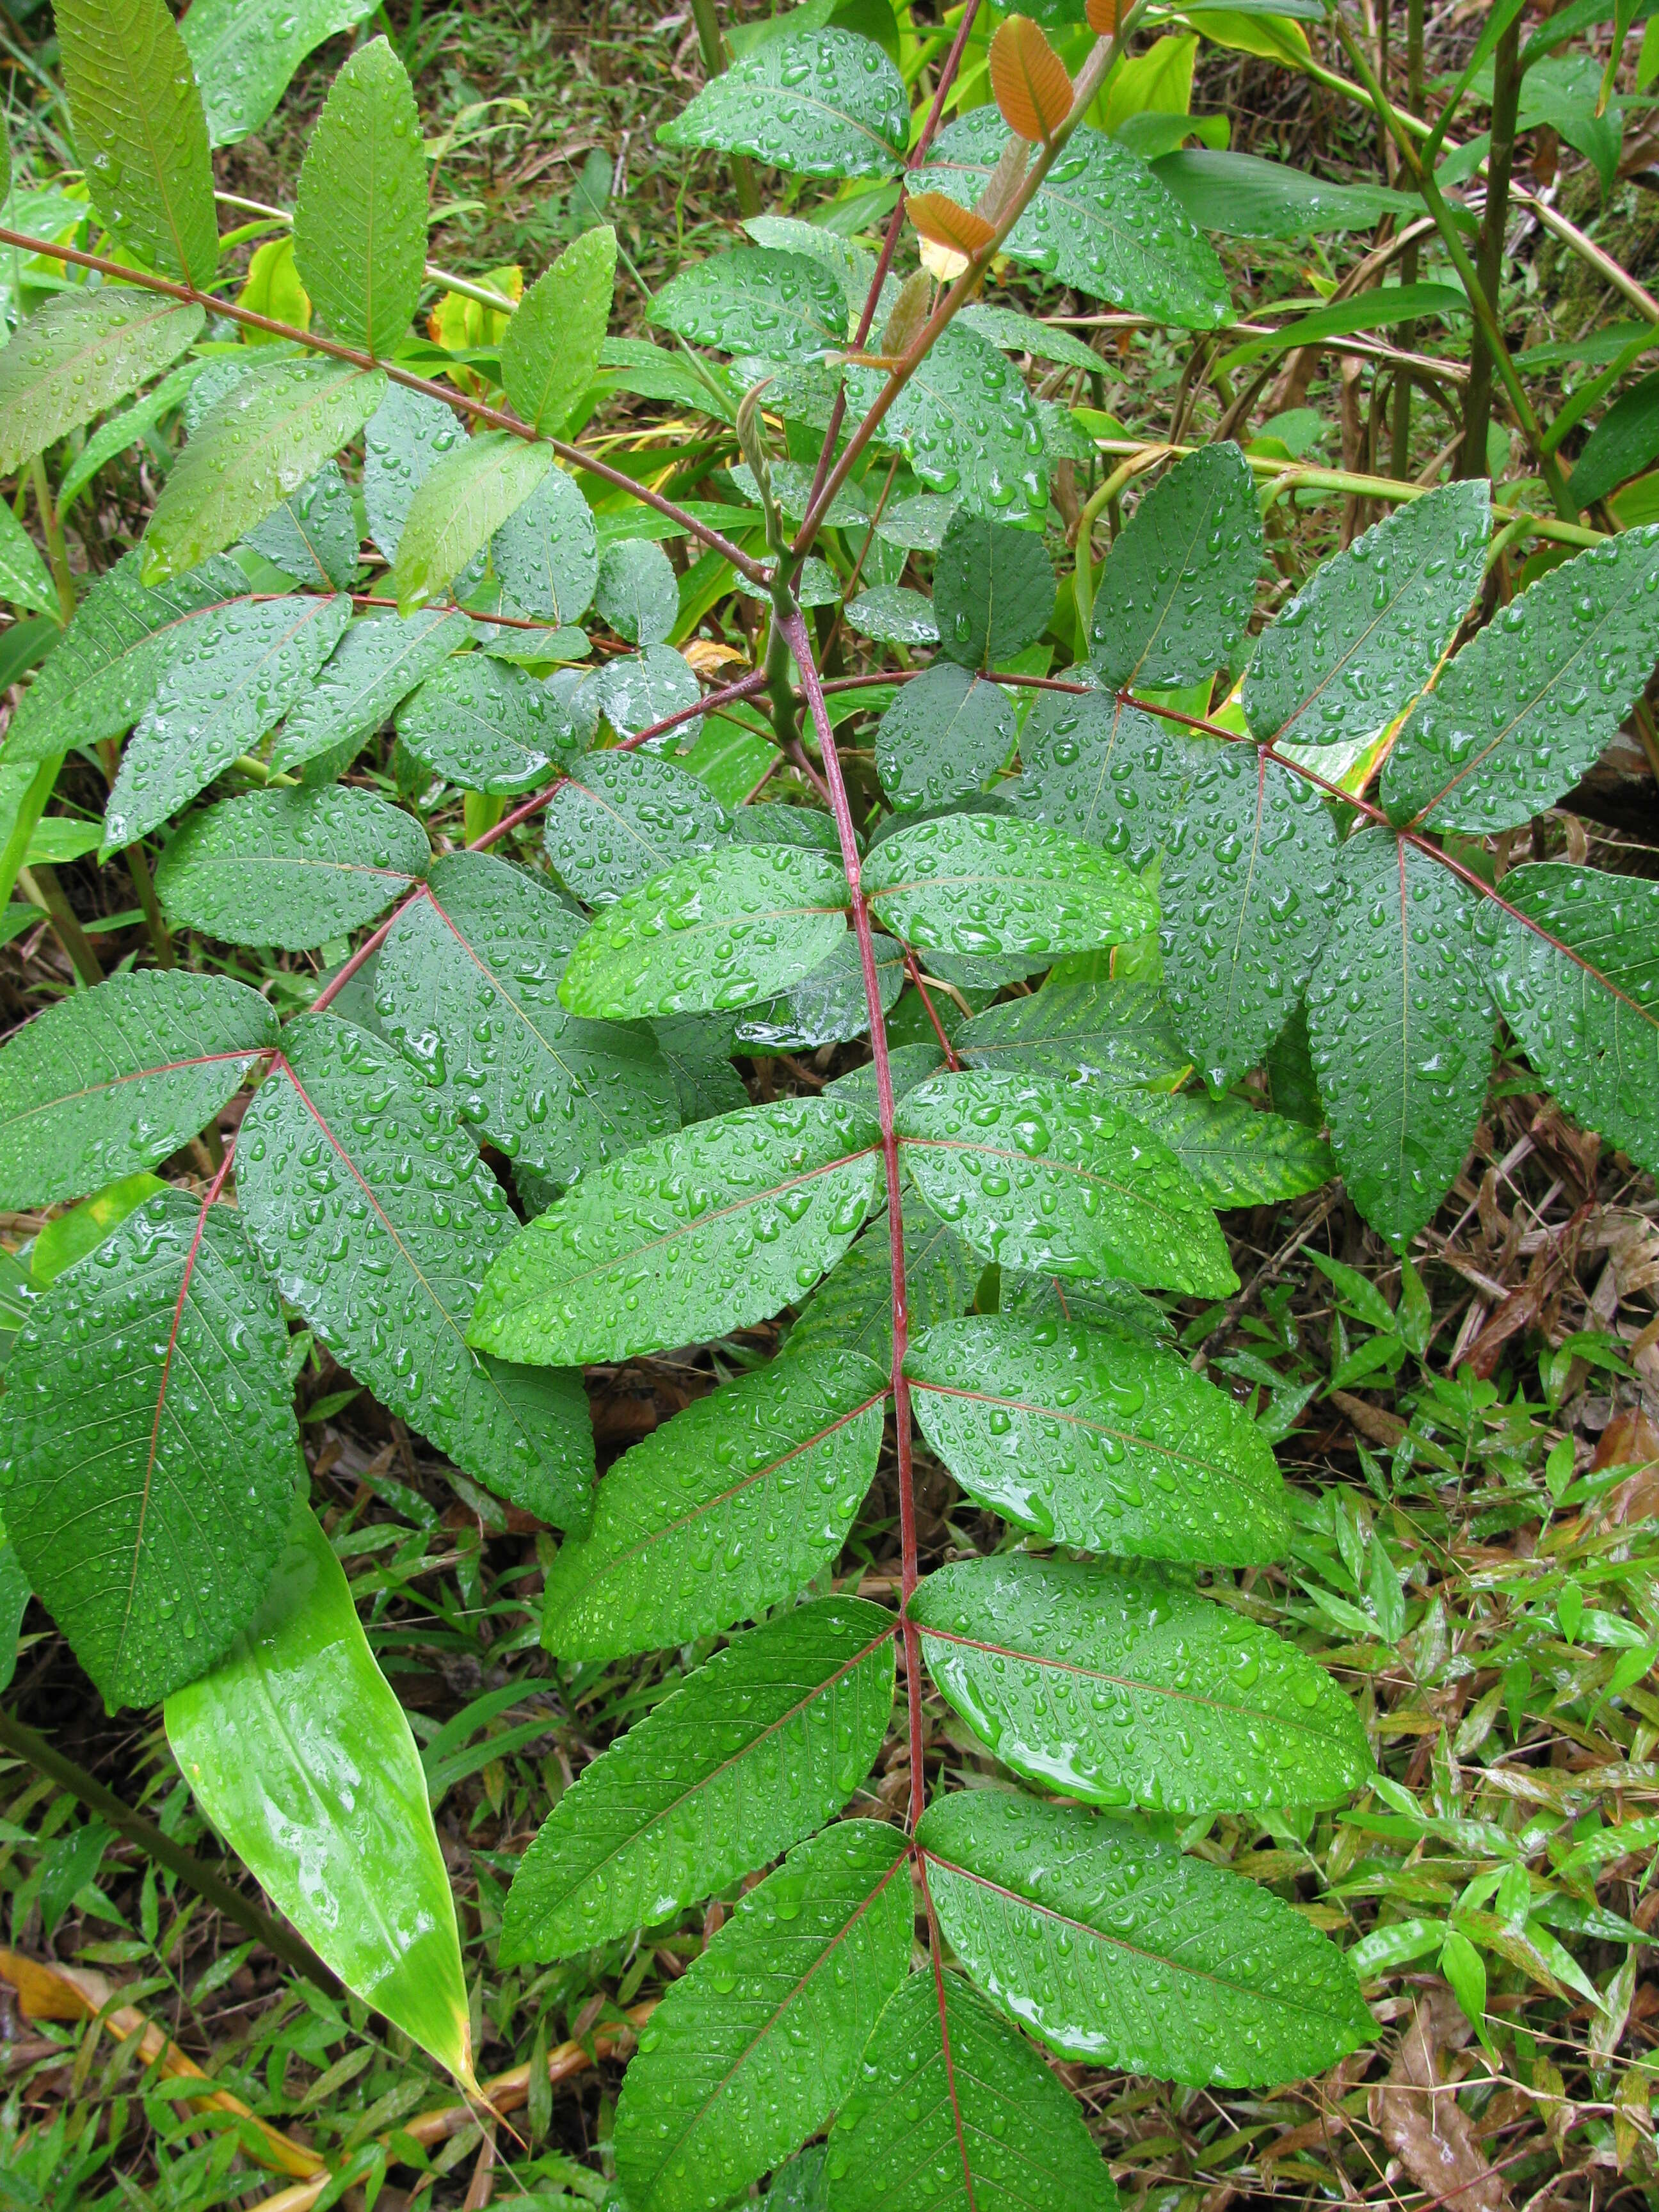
(270, 606), (469, 778)
(865, 815), (1155, 960)
(180, 0), (379, 146)
(501, 225), (617, 435)
(1089, 444), (1263, 690)
(0, 291), (205, 474)
(292, 36), (426, 353)
(543, 748), (733, 907)
(394, 655), (571, 794)
(659, 28), (910, 179)
(846, 323), (1048, 524)
(653, 246), (847, 363)
(393, 433), (553, 614)
(876, 663), (1016, 813)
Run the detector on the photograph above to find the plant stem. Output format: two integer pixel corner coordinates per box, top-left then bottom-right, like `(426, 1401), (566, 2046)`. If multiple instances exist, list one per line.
(17, 862), (101, 984)
(687, 0), (760, 217)
(1390, 0), (1425, 477)
(28, 456), (75, 625)
(0, 757), (59, 914)
(123, 842), (175, 968)
(1458, 13), (1521, 481)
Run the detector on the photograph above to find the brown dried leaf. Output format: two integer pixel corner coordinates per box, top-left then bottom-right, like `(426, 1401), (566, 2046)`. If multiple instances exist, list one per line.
(1370, 1992), (1512, 2212)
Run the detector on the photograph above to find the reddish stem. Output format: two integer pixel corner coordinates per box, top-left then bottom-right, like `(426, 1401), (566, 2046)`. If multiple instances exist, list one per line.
(904, 950), (963, 1072)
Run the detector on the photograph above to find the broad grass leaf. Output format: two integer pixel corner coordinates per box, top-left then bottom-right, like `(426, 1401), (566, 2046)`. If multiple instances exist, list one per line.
(0, 291), (205, 475)
(658, 28), (910, 179)
(293, 36), (427, 354)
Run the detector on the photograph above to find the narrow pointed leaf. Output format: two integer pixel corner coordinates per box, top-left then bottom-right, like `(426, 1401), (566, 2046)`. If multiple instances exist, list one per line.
(244, 461), (360, 591)
(165, 1505), (474, 2083)
(394, 655), (572, 794)
(614, 1821), (912, 2212)
(0, 291), (205, 474)
(910, 1553), (1371, 1813)
(393, 433), (554, 614)
(0, 969), (276, 1208)
(543, 748), (733, 907)
(865, 816), (1155, 960)
(958, 979), (1190, 1091)
(1089, 444), (1263, 690)
(0, 1189), (296, 1705)
(905, 1315), (1285, 1560)
(789, 1193), (976, 1368)
(541, 1349), (886, 1655)
(468, 1095), (881, 1365)
(270, 606), (469, 776)
(502, 1596), (894, 1961)
(658, 28), (910, 179)
(847, 323), (1048, 522)
(180, 0), (380, 146)
(876, 664), (1016, 813)
(1121, 1091), (1334, 1208)
(653, 246), (847, 363)
(293, 36), (427, 353)
(492, 464), (600, 624)
(897, 1073), (1237, 1296)
(501, 225), (616, 435)
(0, 503), (56, 619)
(917, 1790), (1374, 2087)
(1014, 689), (1198, 868)
(156, 787), (429, 951)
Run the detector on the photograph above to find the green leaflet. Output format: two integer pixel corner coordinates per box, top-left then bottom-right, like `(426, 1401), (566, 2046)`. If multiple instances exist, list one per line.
(393, 433), (554, 614)
(238, 1018), (594, 1528)
(1151, 145), (1424, 238)
(104, 592), (353, 847)
(915, 111), (1230, 328)
(657, 27), (910, 179)
(56, 361), (209, 514)
(957, 979), (1191, 1092)
(788, 1192), (977, 1368)
(363, 383), (469, 561)
(540, 1349), (886, 1655)
(1014, 688), (1199, 869)
(1244, 481), (1490, 746)
(394, 655), (572, 794)
(293, 38), (427, 354)
(595, 538), (680, 647)
(270, 607), (470, 777)
(846, 585), (939, 646)
(501, 1596), (894, 1960)
(1122, 1091), (1334, 1209)
(916, 1790), (1374, 2087)
(961, 301), (1109, 374)
(904, 1315), (1286, 1560)
(909, 1554), (1372, 1813)
(824, 1968), (1119, 2212)
(0, 291), (205, 476)
(1160, 742), (1342, 1089)
(0, 501), (56, 619)
(650, 1012), (750, 1125)
(653, 246), (847, 363)
(0, 968), (276, 1209)
(999, 1270), (1173, 1344)
(143, 359), (388, 584)
(1306, 828), (1491, 1247)
(897, 1072), (1238, 1297)
(245, 462), (360, 591)
(467, 1094), (881, 1365)
(180, 0), (379, 145)
(1489, 862), (1659, 1177)
(491, 465), (600, 625)
(374, 851), (679, 1187)
(156, 787), (429, 952)
(502, 225), (617, 435)
(865, 815), (1155, 959)
(1382, 527), (1659, 834)
(0, 1190), (296, 1706)
(1088, 444), (1263, 690)
(614, 1821), (912, 2212)
(57, 0), (219, 286)
(29, 1171), (167, 1286)
(543, 749), (735, 906)
(558, 846), (851, 1020)
(589, 645), (700, 739)
(846, 323), (1049, 523)
(933, 510), (1054, 669)
(735, 931), (905, 1054)
(1570, 371), (1659, 512)
(876, 664), (1016, 813)
(164, 1505), (474, 2085)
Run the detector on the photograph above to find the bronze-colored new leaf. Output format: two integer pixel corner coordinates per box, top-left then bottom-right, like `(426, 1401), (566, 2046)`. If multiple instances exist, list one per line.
(905, 191), (997, 259)
(989, 15), (1073, 143)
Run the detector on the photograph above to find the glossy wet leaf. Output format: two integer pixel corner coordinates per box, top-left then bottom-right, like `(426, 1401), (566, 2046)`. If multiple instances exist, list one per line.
(501, 225), (616, 435)
(825, 1967), (1118, 2212)
(897, 1072), (1237, 1295)
(180, 0), (379, 145)
(1244, 481), (1490, 746)
(164, 1505), (474, 2084)
(1306, 828), (1491, 1247)
(846, 585), (940, 646)
(543, 748), (734, 907)
(467, 1094), (881, 1365)
(910, 1553), (1370, 1813)
(614, 1821), (911, 2212)
(595, 536), (680, 647)
(735, 930), (904, 1053)
(1089, 444), (1263, 689)
(362, 383), (469, 562)
(239, 1018), (593, 1527)
(916, 111), (1229, 326)
(374, 850), (678, 1187)
(105, 593), (352, 847)
(865, 815), (1155, 960)
(0, 291), (206, 475)
(0, 502), (56, 621)
(292, 38), (426, 354)
(559, 846), (850, 1020)
(1489, 862), (1659, 1176)
(653, 246), (847, 363)
(29, 1171), (168, 1288)
(659, 27), (910, 179)
(876, 663), (1016, 813)
(244, 461), (360, 591)
(492, 464), (600, 625)
(1014, 687), (1196, 869)
(1123, 1091), (1334, 1209)
(270, 606), (469, 777)
(394, 656), (571, 794)
(789, 1191), (977, 1368)
(0, 1189), (296, 1706)
(650, 1012), (750, 1126)
(846, 323), (1049, 523)
(1160, 742), (1342, 1089)
(917, 1790), (1374, 2087)
(589, 643), (702, 739)
(156, 786), (429, 951)
(394, 433), (554, 614)
(1382, 525), (1659, 833)
(0, 968), (276, 1209)
(933, 511), (1055, 670)
(905, 1314), (1285, 1559)
(999, 1270), (1173, 1345)
(502, 1596), (894, 1959)
(958, 979), (1190, 1092)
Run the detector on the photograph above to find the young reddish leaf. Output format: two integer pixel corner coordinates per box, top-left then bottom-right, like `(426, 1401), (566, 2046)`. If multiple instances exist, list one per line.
(905, 189), (997, 259)
(989, 16), (1075, 143)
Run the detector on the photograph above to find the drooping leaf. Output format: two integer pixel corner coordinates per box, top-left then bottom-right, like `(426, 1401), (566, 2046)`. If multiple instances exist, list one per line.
(735, 930), (905, 1052)
(374, 851), (679, 1187)
(0, 502), (58, 620)
(239, 1018), (593, 1527)
(905, 1314), (1285, 1558)
(558, 846), (850, 1020)
(788, 1191), (977, 1368)
(1014, 687), (1199, 868)
(825, 1967), (1118, 2212)
(244, 461), (360, 590)
(143, 359), (388, 584)
(362, 382), (469, 561)
(876, 664), (1017, 813)
(1381, 525), (1659, 833)
(0, 968), (276, 1208)
(394, 655), (571, 794)
(394, 433), (554, 614)
(502, 1596), (894, 1959)
(910, 1553), (1370, 1813)
(104, 593), (352, 847)
(180, 0), (379, 145)
(614, 1821), (912, 2212)
(1306, 827), (1491, 1246)
(57, 0), (219, 286)
(0, 1189), (296, 1705)
(658, 27), (910, 179)
(1089, 444), (1263, 691)
(1488, 862), (1659, 1176)
(595, 536), (680, 647)
(467, 1094), (881, 1365)
(164, 1505), (474, 2084)
(1122, 1091), (1334, 1208)
(292, 36), (427, 353)
(156, 786), (429, 951)
(846, 323), (1049, 522)
(1243, 481), (1490, 746)
(1159, 742), (1342, 1089)
(653, 246), (847, 363)
(915, 110), (1230, 326)
(957, 977), (1190, 1091)
(0, 291), (206, 476)
(492, 464), (600, 625)
(270, 606), (469, 776)
(501, 225), (617, 435)
(917, 1790), (1374, 2087)
(543, 747), (734, 907)
(865, 815), (1155, 959)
